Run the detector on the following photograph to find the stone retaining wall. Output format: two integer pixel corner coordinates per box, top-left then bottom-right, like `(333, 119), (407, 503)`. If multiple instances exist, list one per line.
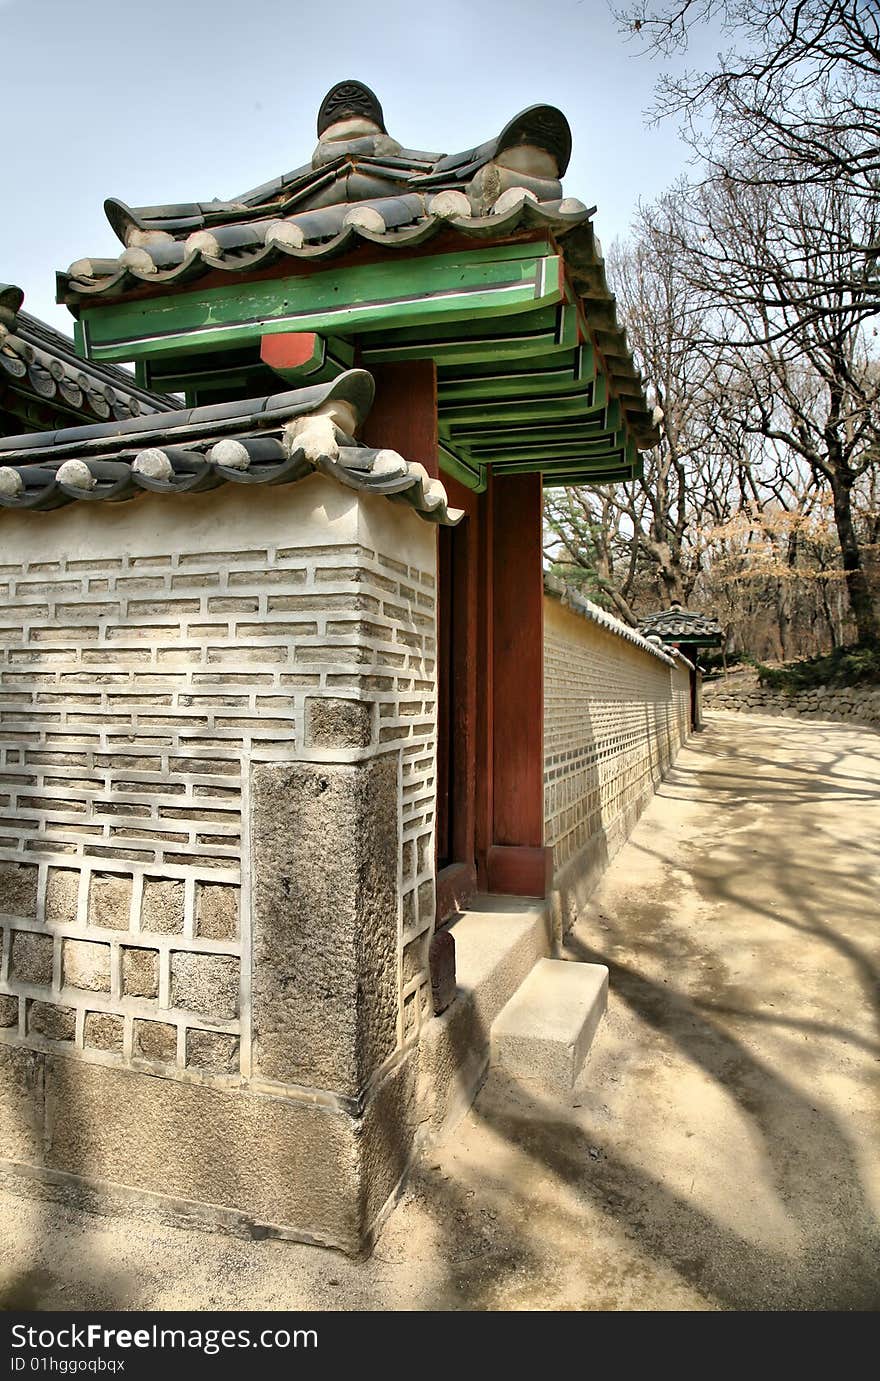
(703, 679), (880, 729)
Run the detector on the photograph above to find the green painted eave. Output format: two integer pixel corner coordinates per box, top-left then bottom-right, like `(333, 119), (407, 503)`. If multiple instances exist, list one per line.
(74, 240), (645, 491)
(76, 244), (564, 363)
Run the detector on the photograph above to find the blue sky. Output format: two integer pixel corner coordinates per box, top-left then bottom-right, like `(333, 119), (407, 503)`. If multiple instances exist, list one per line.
(0, 0), (722, 334)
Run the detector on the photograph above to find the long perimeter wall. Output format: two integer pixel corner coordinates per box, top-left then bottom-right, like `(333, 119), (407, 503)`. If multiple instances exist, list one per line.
(543, 581), (692, 932)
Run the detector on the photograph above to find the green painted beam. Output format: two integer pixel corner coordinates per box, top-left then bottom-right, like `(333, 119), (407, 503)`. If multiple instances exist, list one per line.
(359, 302), (578, 366)
(79, 248), (565, 363)
(444, 417), (618, 445)
(439, 385), (610, 428)
(453, 430), (628, 459)
(438, 444), (486, 493)
(543, 468), (636, 485)
(145, 353), (262, 391)
(484, 434), (639, 471)
(438, 343), (594, 400)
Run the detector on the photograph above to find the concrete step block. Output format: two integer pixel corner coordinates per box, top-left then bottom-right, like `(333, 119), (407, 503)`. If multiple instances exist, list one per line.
(491, 958), (608, 1087)
(450, 895), (552, 1032)
(418, 895), (552, 1134)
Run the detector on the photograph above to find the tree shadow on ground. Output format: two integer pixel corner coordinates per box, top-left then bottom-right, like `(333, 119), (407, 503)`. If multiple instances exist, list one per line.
(400, 715), (880, 1310)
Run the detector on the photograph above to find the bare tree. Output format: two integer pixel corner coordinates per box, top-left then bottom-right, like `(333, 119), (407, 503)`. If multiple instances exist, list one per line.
(646, 171), (880, 641)
(545, 223), (739, 620)
(617, 1), (880, 202)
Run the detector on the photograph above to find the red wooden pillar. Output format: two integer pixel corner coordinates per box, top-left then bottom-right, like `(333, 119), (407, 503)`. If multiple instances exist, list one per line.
(360, 361), (439, 477)
(486, 472), (552, 897)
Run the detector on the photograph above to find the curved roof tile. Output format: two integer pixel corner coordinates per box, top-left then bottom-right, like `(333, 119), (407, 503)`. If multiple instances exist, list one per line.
(0, 283), (174, 428)
(55, 82), (660, 451)
(0, 369), (462, 524)
(638, 604), (724, 643)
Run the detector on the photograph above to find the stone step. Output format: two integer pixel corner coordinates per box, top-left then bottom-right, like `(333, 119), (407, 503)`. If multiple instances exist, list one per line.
(491, 957), (608, 1087)
(419, 895), (552, 1133)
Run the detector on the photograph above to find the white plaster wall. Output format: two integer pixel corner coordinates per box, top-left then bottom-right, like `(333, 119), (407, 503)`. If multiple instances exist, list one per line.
(543, 593), (691, 924)
(0, 474), (437, 1090)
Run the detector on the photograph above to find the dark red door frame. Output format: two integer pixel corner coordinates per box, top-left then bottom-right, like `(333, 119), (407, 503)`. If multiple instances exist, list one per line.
(486, 471), (552, 898)
(362, 364), (550, 911)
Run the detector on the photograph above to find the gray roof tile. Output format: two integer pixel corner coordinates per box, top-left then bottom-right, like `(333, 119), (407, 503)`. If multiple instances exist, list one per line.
(0, 368), (461, 525)
(638, 605), (724, 643)
(0, 283), (174, 429)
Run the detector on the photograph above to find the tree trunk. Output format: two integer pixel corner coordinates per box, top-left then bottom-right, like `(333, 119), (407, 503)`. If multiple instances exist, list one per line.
(817, 578), (838, 650)
(829, 472), (878, 644)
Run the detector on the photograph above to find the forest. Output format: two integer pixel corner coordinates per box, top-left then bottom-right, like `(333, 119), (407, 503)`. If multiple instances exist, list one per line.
(546, 1), (879, 665)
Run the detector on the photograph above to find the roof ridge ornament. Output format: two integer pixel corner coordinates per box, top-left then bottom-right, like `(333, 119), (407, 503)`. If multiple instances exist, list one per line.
(0, 283), (25, 329)
(317, 80), (386, 138)
(496, 105), (572, 177)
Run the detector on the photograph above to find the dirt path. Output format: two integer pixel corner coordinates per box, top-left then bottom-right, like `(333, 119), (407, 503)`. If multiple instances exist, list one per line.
(2, 712), (878, 1311)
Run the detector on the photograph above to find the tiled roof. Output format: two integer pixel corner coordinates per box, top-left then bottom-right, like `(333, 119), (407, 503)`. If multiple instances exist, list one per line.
(0, 369), (461, 524)
(544, 574), (676, 665)
(56, 83), (658, 451)
(0, 283), (174, 430)
(638, 604), (724, 644)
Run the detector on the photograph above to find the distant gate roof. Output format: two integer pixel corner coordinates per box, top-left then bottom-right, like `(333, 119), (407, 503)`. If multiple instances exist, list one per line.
(638, 603), (724, 646)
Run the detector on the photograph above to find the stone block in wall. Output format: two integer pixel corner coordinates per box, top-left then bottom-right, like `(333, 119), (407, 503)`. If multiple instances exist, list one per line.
(402, 888), (416, 931)
(24, 1054), (365, 1251)
(0, 863), (38, 917)
(140, 879), (184, 934)
(88, 874), (132, 930)
(0, 994), (19, 1027)
(417, 879), (434, 926)
(27, 1001), (75, 1041)
(170, 953), (239, 1020)
(417, 833), (432, 874)
(186, 1029), (240, 1073)
(121, 947), (159, 1000)
(84, 1012), (124, 1053)
(62, 939), (111, 993)
(195, 884), (238, 940)
(304, 696), (373, 749)
(403, 990), (418, 1039)
(133, 1019), (177, 1062)
(10, 931), (53, 986)
(402, 932), (430, 985)
(250, 755), (398, 1097)
(45, 869), (80, 925)
(0, 1044), (45, 1161)
(402, 839), (415, 880)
